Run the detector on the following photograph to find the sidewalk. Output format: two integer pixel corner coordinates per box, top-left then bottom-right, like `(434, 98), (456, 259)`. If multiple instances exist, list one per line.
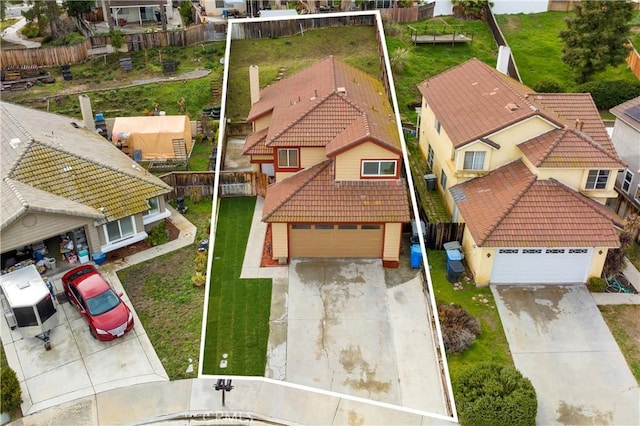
(1, 17), (41, 48)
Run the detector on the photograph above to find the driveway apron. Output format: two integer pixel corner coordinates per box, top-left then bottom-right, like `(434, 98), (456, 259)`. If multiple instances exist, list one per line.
(492, 284), (639, 425)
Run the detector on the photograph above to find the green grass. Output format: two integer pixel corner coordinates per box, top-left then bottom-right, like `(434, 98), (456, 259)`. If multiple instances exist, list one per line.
(1, 17), (19, 31)
(117, 197), (211, 380)
(189, 138), (214, 171)
(202, 197), (272, 375)
(428, 250), (513, 385)
(496, 12), (638, 92)
(599, 305), (640, 384)
(626, 242), (640, 271)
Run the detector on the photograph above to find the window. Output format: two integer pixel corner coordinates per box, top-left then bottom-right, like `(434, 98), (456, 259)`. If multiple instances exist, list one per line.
(523, 249), (542, 254)
(463, 151), (485, 170)
(427, 145), (434, 169)
(635, 185), (640, 202)
(292, 224), (311, 230)
(569, 249), (588, 254)
(586, 170), (609, 190)
(434, 118), (441, 134)
(361, 160), (397, 177)
(315, 225), (334, 230)
(338, 224), (357, 230)
(440, 171), (447, 190)
(361, 225), (381, 230)
(499, 249), (518, 254)
(143, 196), (160, 217)
(14, 306), (37, 327)
(546, 249), (565, 254)
(105, 217), (135, 244)
(277, 149), (298, 168)
(37, 296), (56, 323)
(215, 1), (225, 7)
(622, 170), (633, 193)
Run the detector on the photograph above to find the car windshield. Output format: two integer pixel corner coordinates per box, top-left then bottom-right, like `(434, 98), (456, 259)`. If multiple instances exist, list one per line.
(86, 289), (120, 316)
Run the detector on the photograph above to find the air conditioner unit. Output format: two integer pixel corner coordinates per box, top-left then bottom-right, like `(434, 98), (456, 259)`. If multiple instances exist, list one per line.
(4, 309), (17, 329)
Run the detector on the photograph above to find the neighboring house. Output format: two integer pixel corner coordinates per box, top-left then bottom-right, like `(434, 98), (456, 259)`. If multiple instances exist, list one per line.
(417, 58), (624, 285)
(243, 56), (411, 267)
(99, 0), (173, 27)
(607, 96), (640, 221)
(0, 102), (172, 271)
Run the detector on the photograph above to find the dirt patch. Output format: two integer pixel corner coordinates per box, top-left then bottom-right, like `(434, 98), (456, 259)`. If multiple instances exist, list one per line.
(106, 219), (180, 262)
(260, 224), (280, 267)
(504, 15), (521, 32)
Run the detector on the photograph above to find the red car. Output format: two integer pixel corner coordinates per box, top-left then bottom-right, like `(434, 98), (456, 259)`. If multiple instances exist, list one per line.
(62, 265), (134, 341)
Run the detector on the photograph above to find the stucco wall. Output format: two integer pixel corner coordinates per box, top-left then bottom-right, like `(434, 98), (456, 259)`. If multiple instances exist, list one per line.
(271, 222), (288, 259)
(382, 222), (402, 262)
(334, 141), (400, 181)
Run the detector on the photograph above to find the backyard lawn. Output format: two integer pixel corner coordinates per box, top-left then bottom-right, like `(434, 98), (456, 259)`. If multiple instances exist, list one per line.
(202, 197), (272, 376)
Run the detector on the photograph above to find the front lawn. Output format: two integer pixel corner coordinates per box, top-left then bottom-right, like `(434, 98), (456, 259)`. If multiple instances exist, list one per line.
(428, 250), (513, 386)
(202, 197), (272, 376)
(599, 305), (640, 384)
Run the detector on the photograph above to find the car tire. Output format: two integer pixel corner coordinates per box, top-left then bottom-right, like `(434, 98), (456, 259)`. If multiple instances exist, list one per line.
(89, 327), (97, 339)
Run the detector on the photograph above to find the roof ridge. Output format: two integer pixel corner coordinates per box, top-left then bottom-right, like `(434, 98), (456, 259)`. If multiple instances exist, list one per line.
(2, 103), (34, 141)
(14, 140), (170, 191)
(479, 163), (537, 245)
(262, 160), (332, 220)
(534, 128), (566, 167)
(568, 127), (625, 165)
(0, 178), (28, 231)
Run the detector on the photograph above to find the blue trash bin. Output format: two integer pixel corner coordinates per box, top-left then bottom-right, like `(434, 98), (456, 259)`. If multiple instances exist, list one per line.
(410, 244), (422, 269)
(92, 252), (106, 265)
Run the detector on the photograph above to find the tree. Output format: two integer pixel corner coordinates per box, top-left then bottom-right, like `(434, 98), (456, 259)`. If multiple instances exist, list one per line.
(62, 0), (92, 20)
(455, 363), (537, 426)
(452, 0), (492, 20)
(22, 0), (66, 39)
(560, 0), (634, 83)
(603, 214), (640, 277)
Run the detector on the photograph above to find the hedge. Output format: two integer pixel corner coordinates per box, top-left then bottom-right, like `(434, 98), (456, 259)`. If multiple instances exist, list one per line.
(1, 365), (22, 414)
(576, 80), (640, 110)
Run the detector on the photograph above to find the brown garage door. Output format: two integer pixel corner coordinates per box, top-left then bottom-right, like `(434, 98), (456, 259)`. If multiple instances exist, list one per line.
(289, 224), (383, 258)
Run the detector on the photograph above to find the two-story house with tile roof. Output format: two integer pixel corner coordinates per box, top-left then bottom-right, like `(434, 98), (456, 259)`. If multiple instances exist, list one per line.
(608, 96), (640, 224)
(417, 58), (625, 285)
(1, 102), (172, 272)
(243, 56), (411, 267)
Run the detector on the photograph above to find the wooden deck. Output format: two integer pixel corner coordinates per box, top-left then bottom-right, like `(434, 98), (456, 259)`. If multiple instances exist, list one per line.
(411, 33), (472, 45)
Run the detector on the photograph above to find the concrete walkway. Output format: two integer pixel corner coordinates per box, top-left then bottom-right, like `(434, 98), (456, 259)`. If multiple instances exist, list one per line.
(1, 17), (41, 48)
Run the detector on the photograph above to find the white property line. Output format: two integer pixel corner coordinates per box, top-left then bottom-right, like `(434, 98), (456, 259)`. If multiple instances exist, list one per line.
(198, 10), (458, 423)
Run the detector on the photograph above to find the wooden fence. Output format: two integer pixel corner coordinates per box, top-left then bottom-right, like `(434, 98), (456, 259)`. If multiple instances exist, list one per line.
(160, 170), (269, 199)
(0, 39), (92, 68)
(548, 0), (640, 12)
(626, 44), (640, 81)
(230, 14), (376, 39)
(425, 222), (466, 250)
(379, 3), (435, 24)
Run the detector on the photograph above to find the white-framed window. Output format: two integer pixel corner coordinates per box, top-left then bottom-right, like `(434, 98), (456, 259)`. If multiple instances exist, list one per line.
(586, 170), (609, 190)
(105, 216), (135, 244)
(361, 160), (397, 177)
(440, 171), (447, 190)
(427, 145), (434, 169)
(463, 151), (485, 170)
(143, 196), (160, 217)
(277, 148), (298, 168)
(434, 118), (441, 134)
(622, 170), (633, 193)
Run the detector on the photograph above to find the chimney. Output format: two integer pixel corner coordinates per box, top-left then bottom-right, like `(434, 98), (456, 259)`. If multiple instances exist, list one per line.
(79, 95), (95, 131)
(249, 65), (260, 105)
(496, 45), (511, 76)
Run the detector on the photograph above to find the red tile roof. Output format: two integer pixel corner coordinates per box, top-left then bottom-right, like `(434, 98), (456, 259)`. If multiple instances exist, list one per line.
(262, 160), (410, 223)
(242, 128), (270, 155)
(246, 56), (400, 153)
(518, 128), (625, 169)
(451, 160), (620, 248)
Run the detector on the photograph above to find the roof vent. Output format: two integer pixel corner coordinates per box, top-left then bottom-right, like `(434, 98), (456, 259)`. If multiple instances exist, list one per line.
(9, 138), (21, 149)
(505, 103), (518, 111)
(337, 87), (347, 95)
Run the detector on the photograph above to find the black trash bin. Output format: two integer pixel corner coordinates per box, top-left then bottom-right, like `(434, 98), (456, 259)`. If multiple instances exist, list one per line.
(424, 174), (437, 191)
(446, 260), (464, 283)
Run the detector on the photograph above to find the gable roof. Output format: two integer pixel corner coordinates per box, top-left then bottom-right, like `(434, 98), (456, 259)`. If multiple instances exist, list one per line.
(246, 56), (400, 153)
(242, 127), (270, 155)
(518, 128), (625, 169)
(610, 95), (640, 132)
(262, 160), (410, 223)
(418, 59), (616, 158)
(1, 102), (171, 227)
(450, 160), (620, 248)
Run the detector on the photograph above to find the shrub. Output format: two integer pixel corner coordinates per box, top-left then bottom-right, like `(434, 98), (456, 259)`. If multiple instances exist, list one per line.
(194, 251), (207, 272)
(20, 24), (40, 39)
(147, 221), (169, 246)
(390, 47), (409, 74)
(576, 80), (640, 110)
(1, 365), (22, 414)
(438, 304), (481, 353)
(587, 276), (607, 293)
(533, 79), (564, 93)
(191, 271), (206, 287)
(455, 363), (537, 426)
(189, 187), (202, 204)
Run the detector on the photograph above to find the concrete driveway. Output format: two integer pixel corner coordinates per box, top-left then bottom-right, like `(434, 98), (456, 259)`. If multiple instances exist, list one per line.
(1, 265), (168, 416)
(286, 258), (447, 414)
(492, 284), (639, 425)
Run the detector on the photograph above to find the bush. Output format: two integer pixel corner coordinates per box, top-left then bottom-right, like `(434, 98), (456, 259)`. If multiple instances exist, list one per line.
(587, 276), (607, 293)
(189, 187), (202, 204)
(390, 47), (409, 74)
(533, 79), (564, 93)
(1, 365), (22, 414)
(576, 80), (640, 110)
(147, 221), (169, 246)
(455, 363), (537, 426)
(438, 304), (481, 353)
(194, 251), (207, 272)
(20, 24), (40, 39)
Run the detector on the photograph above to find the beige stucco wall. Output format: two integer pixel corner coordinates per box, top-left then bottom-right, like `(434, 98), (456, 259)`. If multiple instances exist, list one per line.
(271, 222), (288, 259)
(253, 114), (272, 132)
(382, 222), (402, 262)
(334, 141), (400, 181)
(301, 147), (327, 169)
(487, 116), (556, 168)
(1, 212), (93, 253)
(251, 154), (273, 162)
(588, 248), (609, 279)
(275, 171), (296, 181)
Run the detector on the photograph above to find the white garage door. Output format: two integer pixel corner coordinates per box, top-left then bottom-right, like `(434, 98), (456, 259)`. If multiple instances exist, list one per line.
(491, 248), (592, 284)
